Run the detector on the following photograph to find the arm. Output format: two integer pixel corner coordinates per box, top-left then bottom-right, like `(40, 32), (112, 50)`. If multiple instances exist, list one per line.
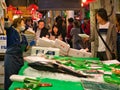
(58, 34), (63, 41)
(70, 28), (74, 36)
(112, 25), (117, 54)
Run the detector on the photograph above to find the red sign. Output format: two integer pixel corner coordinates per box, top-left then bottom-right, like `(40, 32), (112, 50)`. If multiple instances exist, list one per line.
(81, 0), (96, 7)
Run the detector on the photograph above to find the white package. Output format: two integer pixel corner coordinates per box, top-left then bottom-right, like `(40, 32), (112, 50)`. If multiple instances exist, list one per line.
(79, 49), (92, 57)
(55, 39), (70, 53)
(82, 51), (92, 57)
(31, 46), (60, 56)
(24, 56), (50, 63)
(68, 48), (92, 58)
(68, 48), (84, 57)
(59, 50), (68, 56)
(10, 75), (36, 82)
(36, 38), (55, 47)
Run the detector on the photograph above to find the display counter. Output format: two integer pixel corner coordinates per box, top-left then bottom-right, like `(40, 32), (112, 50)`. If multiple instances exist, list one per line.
(9, 56), (120, 90)
(9, 62), (84, 90)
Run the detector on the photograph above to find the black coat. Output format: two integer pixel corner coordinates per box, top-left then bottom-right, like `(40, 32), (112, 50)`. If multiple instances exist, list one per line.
(35, 27), (50, 38)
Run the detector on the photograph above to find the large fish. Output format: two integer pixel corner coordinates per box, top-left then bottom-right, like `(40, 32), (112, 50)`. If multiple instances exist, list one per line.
(28, 60), (92, 78)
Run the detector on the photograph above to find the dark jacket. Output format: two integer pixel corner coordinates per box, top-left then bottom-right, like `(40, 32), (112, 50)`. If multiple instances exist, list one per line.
(35, 27), (50, 38)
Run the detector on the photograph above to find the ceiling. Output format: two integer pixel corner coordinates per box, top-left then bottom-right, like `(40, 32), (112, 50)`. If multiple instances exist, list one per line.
(5, 0), (81, 10)
(5, 0), (38, 7)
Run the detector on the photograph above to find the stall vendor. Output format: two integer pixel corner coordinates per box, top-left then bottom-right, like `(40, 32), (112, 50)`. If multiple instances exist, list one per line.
(4, 17), (28, 90)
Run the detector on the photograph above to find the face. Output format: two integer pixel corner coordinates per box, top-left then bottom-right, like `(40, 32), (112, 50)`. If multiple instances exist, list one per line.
(84, 19), (87, 23)
(20, 20), (25, 27)
(17, 20), (25, 28)
(38, 22), (44, 29)
(27, 20), (32, 26)
(53, 26), (58, 33)
(17, 20), (25, 32)
(96, 14), (103, 24)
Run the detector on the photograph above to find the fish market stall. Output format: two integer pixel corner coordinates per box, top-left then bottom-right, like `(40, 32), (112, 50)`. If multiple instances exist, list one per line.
(9, 56), (120, 90)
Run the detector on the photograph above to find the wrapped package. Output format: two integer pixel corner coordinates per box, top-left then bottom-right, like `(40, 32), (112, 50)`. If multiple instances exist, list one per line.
(55, 39), (70, 53)
(24, 56), (50, 63)
(10, 75), (36, 82)
(36, 38), (55, 47)
(68, 48), (84, 57)
(59, 49), (68, 56)
(83, 51), (92, 57)
(68, 48), (92, 58)
(31, 46), (60, 56)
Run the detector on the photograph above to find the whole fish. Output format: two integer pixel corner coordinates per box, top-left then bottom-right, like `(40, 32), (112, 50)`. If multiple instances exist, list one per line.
(28, 60), (92, 78)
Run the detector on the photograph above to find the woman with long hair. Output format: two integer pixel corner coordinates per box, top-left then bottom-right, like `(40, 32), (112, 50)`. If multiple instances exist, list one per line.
(50, 25), (63, 40)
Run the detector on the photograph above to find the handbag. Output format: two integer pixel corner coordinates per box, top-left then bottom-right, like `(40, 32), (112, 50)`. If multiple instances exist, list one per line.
(96, 25), (116, 59)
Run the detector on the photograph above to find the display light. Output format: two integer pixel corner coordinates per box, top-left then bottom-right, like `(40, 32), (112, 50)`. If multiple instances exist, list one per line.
(82, 0), (87, 3)
(81, 0), (96, 7)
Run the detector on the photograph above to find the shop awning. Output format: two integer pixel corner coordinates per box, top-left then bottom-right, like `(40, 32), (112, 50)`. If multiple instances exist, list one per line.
(38, 0), (81, 10)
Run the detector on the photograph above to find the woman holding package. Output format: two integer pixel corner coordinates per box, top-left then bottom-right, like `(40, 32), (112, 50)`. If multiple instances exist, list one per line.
(90, 8), (117, 60)
(4, 18), (28, 90)
(70, 20), (84, 50)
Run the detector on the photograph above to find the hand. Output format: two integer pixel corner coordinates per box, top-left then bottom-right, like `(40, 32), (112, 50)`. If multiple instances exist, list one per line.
(83, 37), (89, 43)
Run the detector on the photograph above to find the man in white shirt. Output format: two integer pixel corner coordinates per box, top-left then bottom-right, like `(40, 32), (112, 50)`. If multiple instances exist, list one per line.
(35, 20), (50, 40)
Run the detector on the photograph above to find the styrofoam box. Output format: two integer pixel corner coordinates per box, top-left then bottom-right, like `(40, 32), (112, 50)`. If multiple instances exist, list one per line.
(55, 39), (70, 53)
(36, 38), (55, 47)
(68, 48), (92, 58)
(0, 35), (6, 53)
(83, 51), (92, 57)
(59, 50), (68, 56)
(31, 46), (60, 56)
(68, 48), (84, 57)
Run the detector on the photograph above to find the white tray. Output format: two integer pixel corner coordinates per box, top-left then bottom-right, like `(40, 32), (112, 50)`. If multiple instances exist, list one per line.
(78, 34), (89, 38)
